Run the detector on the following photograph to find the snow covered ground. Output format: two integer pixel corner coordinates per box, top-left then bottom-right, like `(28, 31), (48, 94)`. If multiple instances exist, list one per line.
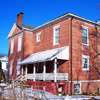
(0, 84), (100, 100)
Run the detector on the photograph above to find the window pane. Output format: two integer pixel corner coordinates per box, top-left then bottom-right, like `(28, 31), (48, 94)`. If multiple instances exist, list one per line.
(82, 29), (87, 36)
(54, 27), (59, 45)
(55, 28), (59, 36)
(74, 83), (80, 94)
(82, 36), (87, 44)
(82, 56), (89, 70)
(55, 37), (59, 44)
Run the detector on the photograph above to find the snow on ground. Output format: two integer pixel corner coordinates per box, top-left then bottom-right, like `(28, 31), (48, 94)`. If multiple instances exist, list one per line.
(1, 85), (100, 100)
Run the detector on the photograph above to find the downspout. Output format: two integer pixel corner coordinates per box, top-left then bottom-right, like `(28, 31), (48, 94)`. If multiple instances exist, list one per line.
(96, 26), (99, 79)
(70, 17), (73, 95)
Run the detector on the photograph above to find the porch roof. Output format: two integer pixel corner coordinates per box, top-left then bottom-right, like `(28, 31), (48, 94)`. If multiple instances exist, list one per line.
(19, 46), (69, 65)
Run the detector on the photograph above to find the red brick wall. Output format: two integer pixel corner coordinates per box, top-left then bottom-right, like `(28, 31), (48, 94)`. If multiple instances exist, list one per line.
(23, 31), (34, 58)
(8, 32), (23, 79)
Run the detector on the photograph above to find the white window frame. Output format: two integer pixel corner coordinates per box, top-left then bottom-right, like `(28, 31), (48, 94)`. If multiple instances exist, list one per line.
(18, 36), (22, 52)
(74, 82), (81, 94)
(82, 55), (89, 71)
(53, 25), (60, 45)
(82, 26), (89, 46)
(9, 60), (13, 75)
(10, 39), (14, 54)
(36, 32), (41, 42)
(17, 59), (21, 75)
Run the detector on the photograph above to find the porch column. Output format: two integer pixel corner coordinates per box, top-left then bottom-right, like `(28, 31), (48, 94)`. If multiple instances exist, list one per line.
(54, 58), (57, 82)
(33, 64), (36, 81)
(25, 65), (28, 81)
(21, 66), (23, 76)
(43, 62), (46, 81)
(21, 66), (23, 80)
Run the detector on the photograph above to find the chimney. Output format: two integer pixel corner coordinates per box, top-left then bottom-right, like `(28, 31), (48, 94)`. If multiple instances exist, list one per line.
(17, 12), (24, 24)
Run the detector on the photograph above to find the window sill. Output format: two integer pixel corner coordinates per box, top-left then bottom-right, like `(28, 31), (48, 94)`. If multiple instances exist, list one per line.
(53, 43), (59, 46)
(82, 69), (89, 71)
(82, 43), (89, 46)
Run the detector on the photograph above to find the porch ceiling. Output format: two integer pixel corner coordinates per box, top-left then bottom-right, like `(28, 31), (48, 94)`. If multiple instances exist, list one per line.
(19, 46), (69, 65)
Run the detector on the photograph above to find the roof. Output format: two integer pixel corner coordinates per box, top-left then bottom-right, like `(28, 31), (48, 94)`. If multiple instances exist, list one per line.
(7, 22), (35, 38)
(0, 56), (8, 62)
(16, 22), (35, 30)
(7, 12), (100, 39)
(31, 12), (100, 32)
(19, 46), (69, 65)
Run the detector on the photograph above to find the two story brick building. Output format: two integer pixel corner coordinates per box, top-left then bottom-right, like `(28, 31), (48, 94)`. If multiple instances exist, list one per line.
(7, 12), (100, 95)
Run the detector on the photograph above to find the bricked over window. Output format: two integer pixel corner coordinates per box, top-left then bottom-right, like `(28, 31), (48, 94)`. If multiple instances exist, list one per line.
(17, 59), (20, 75)
(53, 25), (60, 45)
(82, 55), (89, 70)
(10, 40), (14, 54)
(82, 26), (88, 45)
(9, 60), (12, 75)
(18, 36), (22, 51)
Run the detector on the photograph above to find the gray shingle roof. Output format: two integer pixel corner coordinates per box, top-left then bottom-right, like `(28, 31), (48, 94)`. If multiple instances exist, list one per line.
(16, 22), (35, 30)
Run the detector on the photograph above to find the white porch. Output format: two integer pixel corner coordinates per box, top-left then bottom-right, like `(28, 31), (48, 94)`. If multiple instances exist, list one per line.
(19, 46), (69, 82)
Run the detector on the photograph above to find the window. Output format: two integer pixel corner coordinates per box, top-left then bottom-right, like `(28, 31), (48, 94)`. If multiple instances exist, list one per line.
(36, 32), (41, 42)
(17, 59), (21, 75)
(53, 25), (60, 45)
(74, 82), (81, 94)
(18, 36), (22, 51)
(82, 55), (89, 70)
(82, 26), (88, 45)
(10, 40), (14, 54)
(9, 60), (12, 75)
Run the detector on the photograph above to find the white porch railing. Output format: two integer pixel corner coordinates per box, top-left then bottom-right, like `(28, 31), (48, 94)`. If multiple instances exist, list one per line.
(27, 73), (68, 81)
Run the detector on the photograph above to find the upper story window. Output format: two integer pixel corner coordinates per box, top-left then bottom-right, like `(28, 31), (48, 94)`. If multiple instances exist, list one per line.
(10, 40), (14, 54)
(82, 55), (89, 71)
(82, 26), (89, 46)
(53, 25), (60, 45)
(18, 36), (22, 52)
(36, 32), (41, 42)
(9, 60), (12, 75)
(17, 59), (21, 75)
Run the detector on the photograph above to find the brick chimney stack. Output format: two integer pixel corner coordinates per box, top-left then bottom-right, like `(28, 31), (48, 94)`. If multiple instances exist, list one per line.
(17, 12), (23, 24)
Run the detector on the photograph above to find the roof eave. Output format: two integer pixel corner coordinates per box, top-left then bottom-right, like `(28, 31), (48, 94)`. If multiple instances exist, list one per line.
(31, 13), (100, 32)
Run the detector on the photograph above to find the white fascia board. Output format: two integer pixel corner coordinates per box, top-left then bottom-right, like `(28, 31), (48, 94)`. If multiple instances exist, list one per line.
(30, 13), (99, 32)
(7, 23), (17, 39)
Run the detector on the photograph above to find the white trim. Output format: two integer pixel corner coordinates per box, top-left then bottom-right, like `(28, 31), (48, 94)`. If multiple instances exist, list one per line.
(36, 32), (41, 42)
(82, 55), (89, 71)
(7, 23), (16, 38)
(53, 25), (60, 46)
(69, 79), (100, 83)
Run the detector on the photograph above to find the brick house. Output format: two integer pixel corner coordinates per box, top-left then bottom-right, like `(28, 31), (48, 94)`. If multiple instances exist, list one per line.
(7, 12), (100, 95)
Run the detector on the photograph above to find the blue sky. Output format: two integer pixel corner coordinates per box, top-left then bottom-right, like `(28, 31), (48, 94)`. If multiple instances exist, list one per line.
(0, 0), (100, 54)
